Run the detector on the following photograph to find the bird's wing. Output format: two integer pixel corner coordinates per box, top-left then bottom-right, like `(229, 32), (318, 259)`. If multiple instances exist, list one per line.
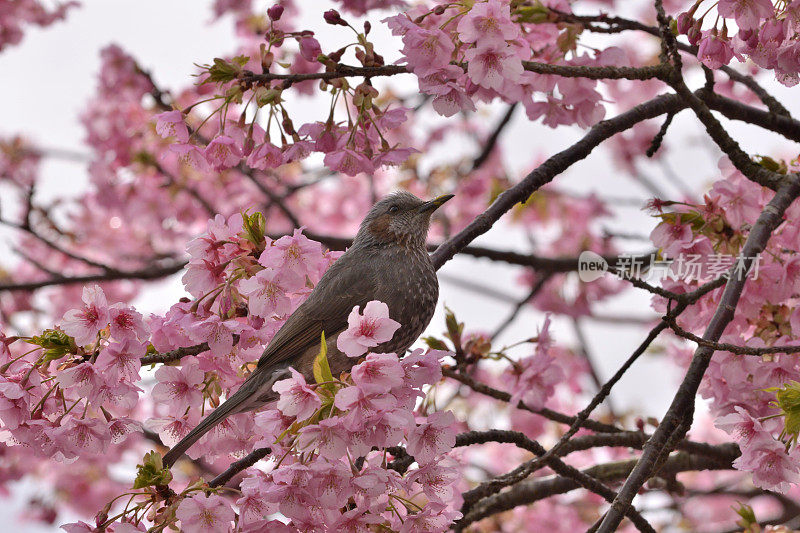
(256, 253), (377, 371)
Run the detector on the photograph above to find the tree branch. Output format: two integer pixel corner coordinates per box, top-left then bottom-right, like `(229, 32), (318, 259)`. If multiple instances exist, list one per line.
(459, 444), (740, 529)
(597, 175), (800, 532)
(209, 447), (271, 488)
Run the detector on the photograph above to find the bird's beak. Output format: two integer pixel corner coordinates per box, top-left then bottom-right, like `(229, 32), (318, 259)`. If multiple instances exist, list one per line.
(417, 194), (454, 214)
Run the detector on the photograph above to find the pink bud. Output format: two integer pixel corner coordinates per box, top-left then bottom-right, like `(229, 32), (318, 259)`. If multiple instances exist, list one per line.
(299, 36), (322, 62)
(687, 21), (703, 46)
(267, 5), (284, 21)
(676, 12), (694, 34)
(324, 9), (346, 26)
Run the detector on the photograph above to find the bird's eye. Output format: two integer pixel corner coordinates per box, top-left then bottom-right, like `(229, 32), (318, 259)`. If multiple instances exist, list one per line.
(388, 205), (399, 214)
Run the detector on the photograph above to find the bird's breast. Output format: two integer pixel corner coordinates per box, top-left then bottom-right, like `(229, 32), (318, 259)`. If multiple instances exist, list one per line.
(375, 248), (439, 355)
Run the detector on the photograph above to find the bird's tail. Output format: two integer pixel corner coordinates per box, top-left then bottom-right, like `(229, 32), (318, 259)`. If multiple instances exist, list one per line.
(162, 365), (282, 468)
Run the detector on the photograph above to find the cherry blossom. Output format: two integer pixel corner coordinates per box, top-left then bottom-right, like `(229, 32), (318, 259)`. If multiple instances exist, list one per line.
(406, 410), (457, 465)
(176, 493), (235, 533)
(60, 285), (110, 345)
(457, 0), (518, 46)
(154, 110), (189, 142)
(151, 358), (205, 412)
(337, 300), (401, 358)
(273, 368), (321, 421)
(238, 267), (302, 318)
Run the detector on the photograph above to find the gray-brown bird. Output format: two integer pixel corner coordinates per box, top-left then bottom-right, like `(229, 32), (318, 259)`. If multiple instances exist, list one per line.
(163, 191), (453, 467)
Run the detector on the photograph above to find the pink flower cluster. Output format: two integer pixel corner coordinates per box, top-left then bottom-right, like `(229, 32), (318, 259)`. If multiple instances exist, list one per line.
(384, 0), (608, 127)
(206, 348), (462, 533)
(677, 0), (800, 85)
(148, 215), (343, 460)
(0, 284), (145, 463)
(503, 316), (564, 409)
(651, 158), (800, 493)
(0, 0), (77, 52)
(155, 102), (415, 178)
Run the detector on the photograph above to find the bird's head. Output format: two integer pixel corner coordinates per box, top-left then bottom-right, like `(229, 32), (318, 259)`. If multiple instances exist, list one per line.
(355, 191), (454, 249)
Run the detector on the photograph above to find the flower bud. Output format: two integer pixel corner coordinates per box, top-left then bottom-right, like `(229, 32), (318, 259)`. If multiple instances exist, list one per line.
(324, 9), (347, 26)
(676, 12), (693, 34)
(687, 20), (702, 45)
(267, 5), (284, 21)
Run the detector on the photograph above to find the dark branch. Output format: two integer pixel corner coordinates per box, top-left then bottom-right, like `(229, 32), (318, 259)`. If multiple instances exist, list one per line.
(598, 176), (800, 531)
(209, 447), (271, 488)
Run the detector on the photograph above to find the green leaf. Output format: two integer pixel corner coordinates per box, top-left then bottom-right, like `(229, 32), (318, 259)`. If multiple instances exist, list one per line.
(423, 336), (449, 351)
(232, 55), (250, 67)
(733, 502), (757, 528)
(754, 155), (787, 174)
(515, 2), (550, 23)
(204, 57), (245, 84)
(26, 329), (77, 363)
(444, 306), (463, 351)
(313, 332), (333, 385)
(133, 451), (173, 489)
(241, 210), (266, 246)
(767, 381), (800, 446)
(254, 87), (283, 107)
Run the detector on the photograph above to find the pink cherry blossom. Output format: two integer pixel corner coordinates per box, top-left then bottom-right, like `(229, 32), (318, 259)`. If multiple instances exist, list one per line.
(733, 436), (800, 493)
(238, 267), (302, 318)
(154, 110), (189, 142)
(718, 0), (775, 30)
(259, 228), (326, 283)
(397, 25), (455, 77)
(406, 410), (457, 464)
(176, 493), (235, 533)
(308, 461), (353, 508)
(407, 459), (461, 503)
(457, 0), (519, 46)
(237, 472), (278, 531)
(49, 416), (111, 460)
(323, 148), (373, 176)
(464, 42), (523, 90)
(147, 412), (200, 448)
(505, 348), (564, 410)
(714, 406), (769, 446)
(418, 66), (475, 118)
(698, 32), (735, 69)
(273, 368), (321, 421)
(297, 417), (348, 460)
(708, 173), (763, 229)
(108, 303), (148, 341)
(335, 385), (397, 424)
(299, 36), (322, 62)
(57, 362), (104, 398)
(60, 285), (110, 345)
(169, 143), (212, 172)
(396, 502), (462, 533)
(151, 358), (205, 412)
(189, 315), (237, 355)
(331, 509), (385, 531)
(246, 141), (284, 170)
(401, 349), (444, 388)
(204, 135), (242, 170)
(337, 300), (401, 358)
(95, 339), (144, 383)
(351, 352), (405, 391)
(0, 377), (30, 430)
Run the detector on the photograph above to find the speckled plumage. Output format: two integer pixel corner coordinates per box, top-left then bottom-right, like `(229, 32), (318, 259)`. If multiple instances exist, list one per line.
(163, 191), (451, 467)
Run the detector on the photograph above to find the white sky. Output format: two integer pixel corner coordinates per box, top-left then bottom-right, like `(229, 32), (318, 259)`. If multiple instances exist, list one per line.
(1, 0), (799, 529)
